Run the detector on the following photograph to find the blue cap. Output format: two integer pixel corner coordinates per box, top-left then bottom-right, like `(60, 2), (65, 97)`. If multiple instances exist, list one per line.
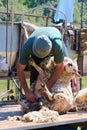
(32, 35), (52, 58)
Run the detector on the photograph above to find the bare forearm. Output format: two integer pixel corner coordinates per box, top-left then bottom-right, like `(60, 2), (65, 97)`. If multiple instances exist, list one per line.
(17, 71), (29, 93)
(17, 62), (36, 102)
(47, 63), (64, 90)
(17, 62), (30, 93)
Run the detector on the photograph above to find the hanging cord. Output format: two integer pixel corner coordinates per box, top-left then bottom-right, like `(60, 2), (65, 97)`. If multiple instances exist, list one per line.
(9, 0), (15, 71)
(6, 0), (8, 63)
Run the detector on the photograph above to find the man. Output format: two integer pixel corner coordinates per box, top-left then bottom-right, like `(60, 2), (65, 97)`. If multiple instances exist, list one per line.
(17, 26), (64, 103)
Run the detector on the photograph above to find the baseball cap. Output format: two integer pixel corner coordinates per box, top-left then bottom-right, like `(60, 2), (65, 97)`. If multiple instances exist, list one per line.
(32, 35), (52, 58)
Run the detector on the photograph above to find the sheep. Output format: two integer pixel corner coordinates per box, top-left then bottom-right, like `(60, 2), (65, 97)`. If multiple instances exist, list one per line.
(75, 88), (87, 111)
(29, 56), (81, 114)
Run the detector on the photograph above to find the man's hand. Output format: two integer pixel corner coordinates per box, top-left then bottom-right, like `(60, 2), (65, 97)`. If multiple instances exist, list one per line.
(25, 90), (36, 103)
(17, 62), (36, 103)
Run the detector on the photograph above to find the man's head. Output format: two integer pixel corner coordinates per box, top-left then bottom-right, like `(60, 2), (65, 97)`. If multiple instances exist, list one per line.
(32, 35), (52, 58)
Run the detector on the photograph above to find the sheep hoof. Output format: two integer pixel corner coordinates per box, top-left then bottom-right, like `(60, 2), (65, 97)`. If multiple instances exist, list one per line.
(68, 106), (77, 112)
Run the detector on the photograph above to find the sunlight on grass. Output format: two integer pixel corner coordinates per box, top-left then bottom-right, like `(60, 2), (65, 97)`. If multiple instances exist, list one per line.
(0, 80), (7, 94)
(81, 76), (87, 89)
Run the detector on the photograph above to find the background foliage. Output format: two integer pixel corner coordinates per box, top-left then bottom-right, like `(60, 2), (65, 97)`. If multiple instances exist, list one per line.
(0, 0), (87, 26)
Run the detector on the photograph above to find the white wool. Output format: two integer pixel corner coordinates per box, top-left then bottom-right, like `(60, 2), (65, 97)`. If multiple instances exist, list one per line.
(22, 107), (59, 123)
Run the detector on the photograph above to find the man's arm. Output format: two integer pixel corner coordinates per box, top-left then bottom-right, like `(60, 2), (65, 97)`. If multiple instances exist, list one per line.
(17, 61), (36, 102)
(46, 61), (64, 90)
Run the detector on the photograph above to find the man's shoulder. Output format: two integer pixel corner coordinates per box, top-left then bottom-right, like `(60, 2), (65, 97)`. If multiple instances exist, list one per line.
(33, 27), (61, 35)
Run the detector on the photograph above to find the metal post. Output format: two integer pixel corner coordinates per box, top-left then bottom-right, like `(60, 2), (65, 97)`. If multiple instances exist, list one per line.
(6, 0), (8, 63)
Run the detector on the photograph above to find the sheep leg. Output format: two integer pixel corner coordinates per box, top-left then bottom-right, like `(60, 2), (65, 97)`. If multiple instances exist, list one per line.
(41, 83), (54, 101)
(29, 58), (53, 101)
(29, 58), (45, 77)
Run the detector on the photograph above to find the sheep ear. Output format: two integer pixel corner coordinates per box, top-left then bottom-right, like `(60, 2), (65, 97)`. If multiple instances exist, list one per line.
(73, 58), (78, 65)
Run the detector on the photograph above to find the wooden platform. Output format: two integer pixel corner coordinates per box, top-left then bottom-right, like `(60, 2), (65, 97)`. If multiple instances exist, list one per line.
(0, 104), (87, 130)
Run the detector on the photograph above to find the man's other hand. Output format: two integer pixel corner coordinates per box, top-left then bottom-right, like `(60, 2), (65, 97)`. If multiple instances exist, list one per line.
(25, 90), (36, 103)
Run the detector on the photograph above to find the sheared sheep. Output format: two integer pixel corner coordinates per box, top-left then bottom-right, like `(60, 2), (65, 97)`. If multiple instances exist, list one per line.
(29, 56), (80, 114)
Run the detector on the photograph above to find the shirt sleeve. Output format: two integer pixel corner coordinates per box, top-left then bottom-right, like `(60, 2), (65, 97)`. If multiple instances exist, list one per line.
(52, 38), (64, 63)
(19, 38), (33, 65)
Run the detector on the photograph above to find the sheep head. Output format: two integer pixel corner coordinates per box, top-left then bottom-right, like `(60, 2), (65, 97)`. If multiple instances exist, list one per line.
(64, 57), (81, 78)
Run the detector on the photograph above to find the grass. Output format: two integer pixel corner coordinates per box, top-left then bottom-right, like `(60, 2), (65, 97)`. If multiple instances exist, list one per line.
(81, 76), (87, 89)
(0, 76), (87, 99)
(0, 80), (7, 94)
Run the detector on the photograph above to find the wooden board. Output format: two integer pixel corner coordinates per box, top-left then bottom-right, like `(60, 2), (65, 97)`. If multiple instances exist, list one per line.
(0, 104), (87, 130)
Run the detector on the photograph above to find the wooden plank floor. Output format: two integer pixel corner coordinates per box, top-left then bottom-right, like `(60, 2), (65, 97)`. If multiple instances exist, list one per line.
(0, 104), (87, 130)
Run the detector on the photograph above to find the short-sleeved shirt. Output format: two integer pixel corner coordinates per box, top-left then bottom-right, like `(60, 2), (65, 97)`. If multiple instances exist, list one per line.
(19, 27), (64, 65)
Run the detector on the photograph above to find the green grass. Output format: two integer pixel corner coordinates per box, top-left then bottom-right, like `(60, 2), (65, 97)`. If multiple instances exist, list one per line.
(81, 76), (87, 89)
(0, 80), (7, 94)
